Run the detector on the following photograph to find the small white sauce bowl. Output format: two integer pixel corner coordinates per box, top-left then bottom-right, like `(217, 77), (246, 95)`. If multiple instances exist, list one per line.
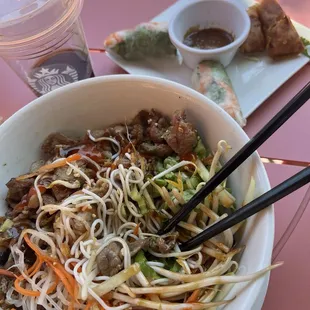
(168, 0), (251, 69)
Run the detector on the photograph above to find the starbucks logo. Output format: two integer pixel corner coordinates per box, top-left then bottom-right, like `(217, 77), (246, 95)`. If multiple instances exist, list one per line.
(27, 64), (79, 95)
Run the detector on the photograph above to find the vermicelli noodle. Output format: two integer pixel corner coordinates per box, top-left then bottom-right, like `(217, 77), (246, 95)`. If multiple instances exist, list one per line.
(0, 109), (281, 310)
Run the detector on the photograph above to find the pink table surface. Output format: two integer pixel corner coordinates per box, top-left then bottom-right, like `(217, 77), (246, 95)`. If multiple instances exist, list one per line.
(0, 0), (310, 309)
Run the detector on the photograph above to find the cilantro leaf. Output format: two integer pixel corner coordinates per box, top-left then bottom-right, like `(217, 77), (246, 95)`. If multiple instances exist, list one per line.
(301, 37), (310, 58)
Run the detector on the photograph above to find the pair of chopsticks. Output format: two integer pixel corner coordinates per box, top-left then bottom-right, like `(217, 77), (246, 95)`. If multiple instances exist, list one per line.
(260, 157), (310, 167)
(158, 81), (310, 251)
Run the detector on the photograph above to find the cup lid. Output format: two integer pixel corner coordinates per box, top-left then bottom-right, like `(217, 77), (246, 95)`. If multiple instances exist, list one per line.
(0, 0), (51, 25)
(0, 0), (83, 50)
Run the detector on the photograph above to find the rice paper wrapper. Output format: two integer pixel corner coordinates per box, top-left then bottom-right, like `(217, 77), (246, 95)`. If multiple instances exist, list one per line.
(192, 60), (246, 127)
(104, 22), (177, 60)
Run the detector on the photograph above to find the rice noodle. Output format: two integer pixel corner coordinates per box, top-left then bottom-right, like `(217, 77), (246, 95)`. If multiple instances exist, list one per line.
(4, 116), (276, 310)
(124, 263), (282, 295)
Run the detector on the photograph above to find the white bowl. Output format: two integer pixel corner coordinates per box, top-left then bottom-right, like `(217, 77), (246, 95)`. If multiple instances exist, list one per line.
(0, 75), (273, 310)
(169, 0), (251, 69)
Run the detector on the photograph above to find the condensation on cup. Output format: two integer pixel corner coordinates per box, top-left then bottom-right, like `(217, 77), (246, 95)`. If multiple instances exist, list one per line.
(0, 0), (94, 96)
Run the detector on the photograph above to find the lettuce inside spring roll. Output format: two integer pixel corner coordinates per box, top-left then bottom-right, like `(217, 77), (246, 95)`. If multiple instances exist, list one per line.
(104, 22), (177, 60)
(192, 60), (246, 127)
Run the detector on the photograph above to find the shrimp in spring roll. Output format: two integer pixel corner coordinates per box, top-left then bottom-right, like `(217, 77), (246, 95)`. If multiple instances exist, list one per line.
(257, 0), (304, 58)
(104, 22), (177, 60)
(192, 60), (246, 127)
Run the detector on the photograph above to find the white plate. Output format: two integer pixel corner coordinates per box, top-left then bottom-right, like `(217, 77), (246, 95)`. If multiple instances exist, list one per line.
(106, 0), (310, 118)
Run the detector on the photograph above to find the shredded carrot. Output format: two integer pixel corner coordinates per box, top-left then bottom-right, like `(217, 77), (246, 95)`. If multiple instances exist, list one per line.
(46, 283), (57, 294)
(28, 257), (43, 277)
(0, 269), (17, 278)
(186, 289), (201, 303)
(29, 260), (43, 277)
(16, 154), (82, 180)
(38, 153), (82, 173)
(74, 281), (79, 301)
(110, 162), (117, 170)
(13, 234), (81, 306)
(46, 276), (60, 294)
(68, 303), (75, 310)
(133, 223), (141, 236)
(14, 272), (59, 297)
(14, 276), (40, 297)
(85, 300), (95, 310)
(47, 261), (76, 301)
(23, 234), (78, 301)
(52, 261), (76, 288)
(16, 172), (39, 181)
(24, 234), (55, 263)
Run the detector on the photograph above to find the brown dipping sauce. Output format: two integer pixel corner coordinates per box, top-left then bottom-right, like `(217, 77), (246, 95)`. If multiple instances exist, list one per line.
(183, 28), (234, 49)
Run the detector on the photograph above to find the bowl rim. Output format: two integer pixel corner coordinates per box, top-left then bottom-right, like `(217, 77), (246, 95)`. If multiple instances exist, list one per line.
(168, 0), (251, 55)
(0, 74), (274, 309)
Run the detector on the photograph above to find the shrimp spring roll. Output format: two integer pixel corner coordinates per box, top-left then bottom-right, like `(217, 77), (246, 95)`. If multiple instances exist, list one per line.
(258, 0), (304, 58)
(192, 60), (246, 127)
(240, 5), (266, 53)
(104, 22), (177, 60)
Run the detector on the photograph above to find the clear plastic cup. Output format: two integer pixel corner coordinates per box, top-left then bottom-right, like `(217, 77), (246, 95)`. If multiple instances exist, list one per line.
(0, 0), (94, 96)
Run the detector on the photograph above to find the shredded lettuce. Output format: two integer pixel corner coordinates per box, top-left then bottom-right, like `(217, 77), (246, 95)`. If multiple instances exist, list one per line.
(164, 172), (177, 181)
(195, 158), (235, 208)
(194, 136), (210, 159)
(164, 156), (179, 168)
(183, 189), (196, 203)
(135, 250), (161, 280)
(170, 261), (181, 272)
(154, 179), (167, 187)
(195, 158), (210, 181)
(158, 257), (181, 272)
(159, 202), (169, 211)
(130, 185), (148, 214)
(217, 189), (235, 208)
(0, 219), (13, 233)
(154, 157), (181, 190)
(155, 161), (165, 173)
(121, 205), (127, 217)
(188, 174), (202, 189)
(166, 172), (184, 193)
(158, 157), (180, 181)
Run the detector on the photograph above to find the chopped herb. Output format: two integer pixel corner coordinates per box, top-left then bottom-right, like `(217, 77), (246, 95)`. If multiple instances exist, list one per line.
(194, 136), (210, 159)
(301, 37), (310, 58)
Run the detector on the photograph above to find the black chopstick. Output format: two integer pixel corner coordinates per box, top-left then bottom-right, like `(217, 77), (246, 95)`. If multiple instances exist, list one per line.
(158, 81), (310, 235)
(180, 166), (310, 251)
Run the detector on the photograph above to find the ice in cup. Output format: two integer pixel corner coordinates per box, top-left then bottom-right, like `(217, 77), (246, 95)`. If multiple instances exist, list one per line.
(0, 0), (94, 96)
